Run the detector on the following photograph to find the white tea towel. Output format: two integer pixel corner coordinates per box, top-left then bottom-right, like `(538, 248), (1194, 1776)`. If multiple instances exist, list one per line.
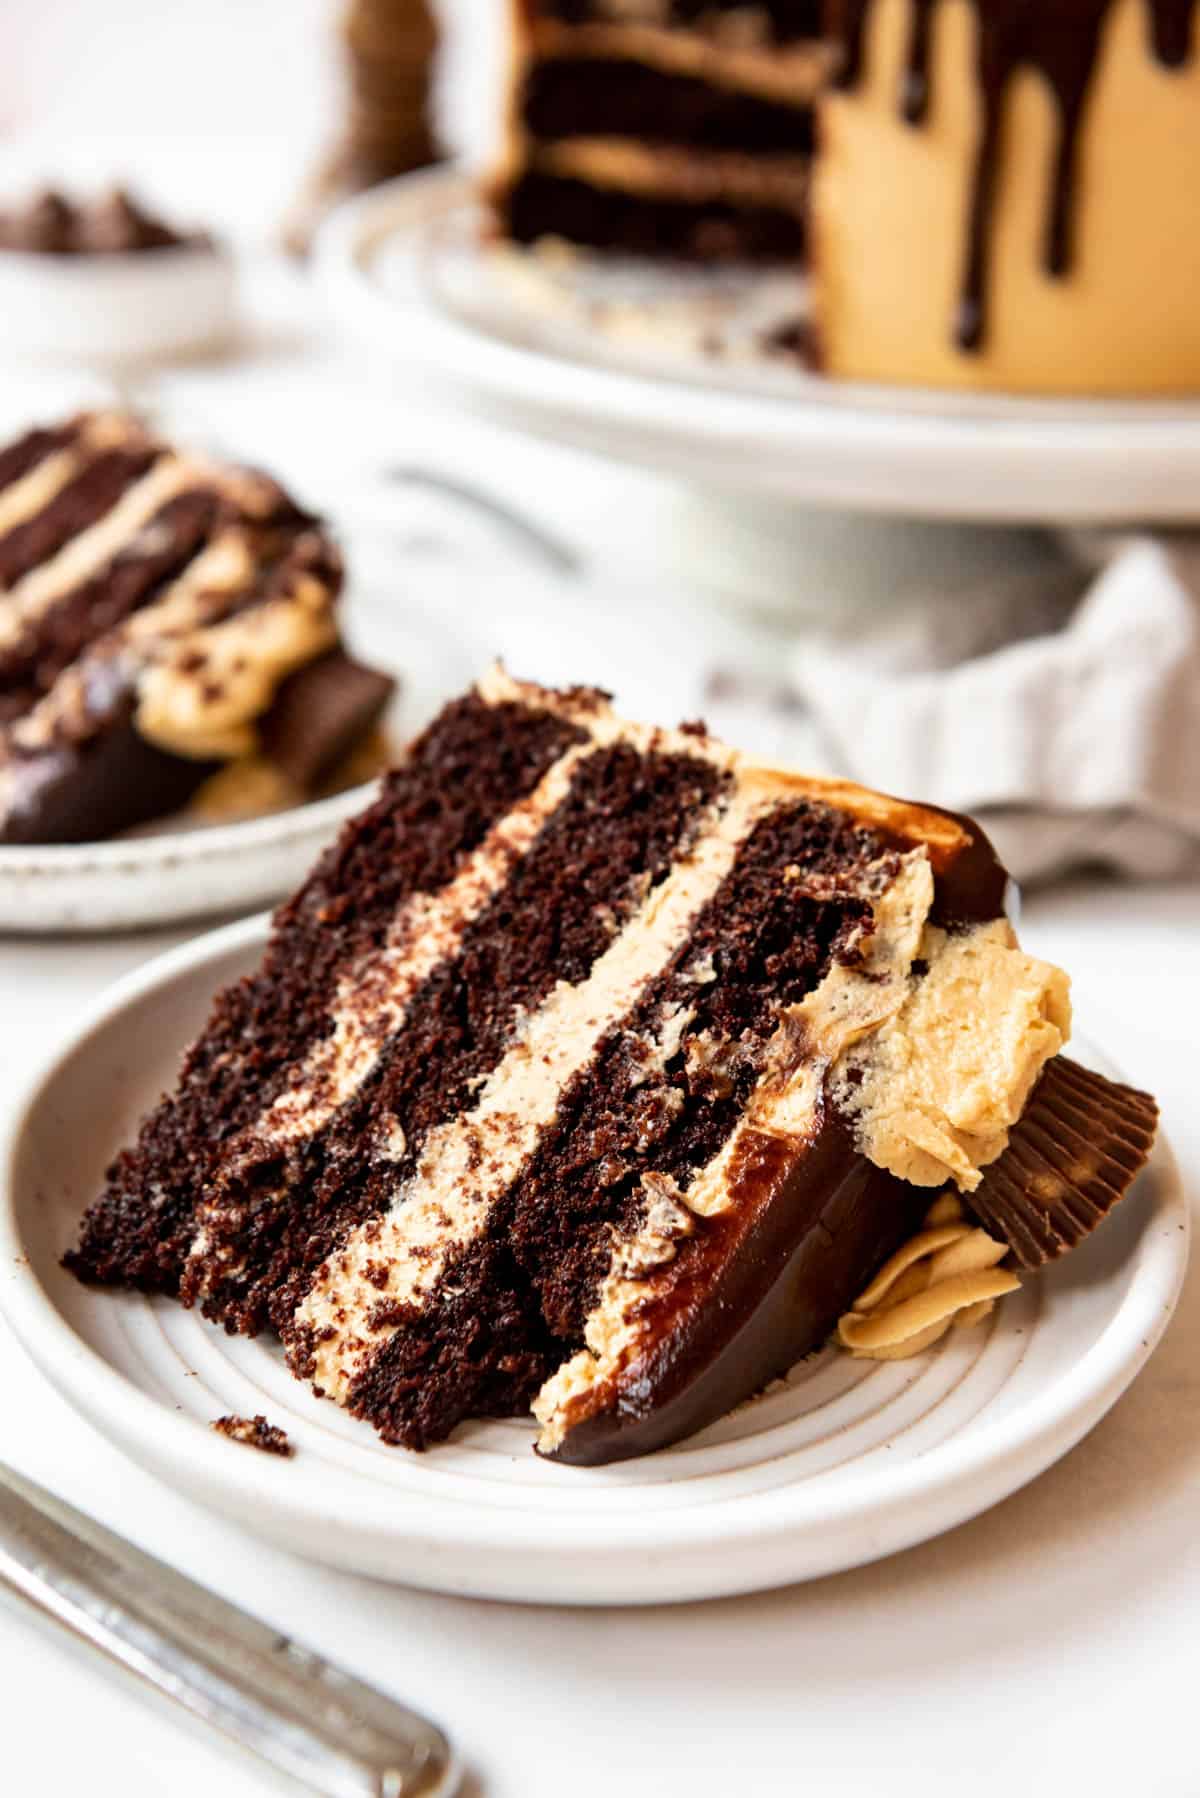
(330, 461), (1200, 890)
(783, 538), (1200, 885)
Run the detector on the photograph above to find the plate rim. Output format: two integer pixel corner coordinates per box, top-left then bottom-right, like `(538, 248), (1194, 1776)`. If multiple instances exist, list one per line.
(0, 779), (377, 877)
(0, 912), (1188, 1590)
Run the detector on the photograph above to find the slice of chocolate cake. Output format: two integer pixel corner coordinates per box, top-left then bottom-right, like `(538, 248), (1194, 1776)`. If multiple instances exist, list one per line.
(67, 671), (1158, 1465)
(0, 412), (394, 845)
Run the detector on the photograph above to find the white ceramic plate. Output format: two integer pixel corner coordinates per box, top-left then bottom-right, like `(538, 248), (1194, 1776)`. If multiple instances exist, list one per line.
(0, 787), (378, 936)
(0, 913), (1187, 1605)
(316, 168), (1200, 525)
(0, 557), (472, 934)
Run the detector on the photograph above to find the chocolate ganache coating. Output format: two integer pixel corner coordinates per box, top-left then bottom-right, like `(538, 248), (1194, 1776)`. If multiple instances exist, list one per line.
(828, 0), (1199, 350)
(547, 799), (1011, 1466)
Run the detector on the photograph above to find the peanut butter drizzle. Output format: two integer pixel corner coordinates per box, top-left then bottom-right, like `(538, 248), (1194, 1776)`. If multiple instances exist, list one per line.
(831, 0), (1199, 350)
(836, 1192), (1019, 1359)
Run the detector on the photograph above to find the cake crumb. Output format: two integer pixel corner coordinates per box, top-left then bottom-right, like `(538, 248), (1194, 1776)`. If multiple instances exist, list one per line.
(212, 1414), (294, 1458)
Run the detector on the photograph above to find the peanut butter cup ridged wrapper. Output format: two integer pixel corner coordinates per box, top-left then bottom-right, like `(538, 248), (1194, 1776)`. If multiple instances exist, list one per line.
(963, 1056), (1159, 1270)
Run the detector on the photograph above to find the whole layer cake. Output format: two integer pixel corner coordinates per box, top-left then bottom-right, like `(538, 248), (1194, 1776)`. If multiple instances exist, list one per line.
(68, 671), (1157, 1463)
(489, 0), (1200, 394)
(0, 412), (394, 844)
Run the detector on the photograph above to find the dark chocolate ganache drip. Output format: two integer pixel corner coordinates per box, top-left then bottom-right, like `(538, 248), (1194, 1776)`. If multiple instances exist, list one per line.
(830, 0), (1199, 350)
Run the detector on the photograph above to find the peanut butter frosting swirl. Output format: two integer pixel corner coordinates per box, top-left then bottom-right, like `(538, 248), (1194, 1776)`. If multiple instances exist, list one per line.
(830, 916), (1071, 1193)
(836, 1193), (1020, 1360)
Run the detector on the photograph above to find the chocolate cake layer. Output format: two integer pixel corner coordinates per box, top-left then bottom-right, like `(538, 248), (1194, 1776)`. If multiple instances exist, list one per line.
(520, 59), (816, 153)
(0, 410), (391, 845)
(343, 799), (889, 1447)
(183, 740), (723, 1334)
(68, 673), (1158, 1465)
(0, 447), (160, 589)
(67, 691), (583, 1295)
(0, 422), (80, 495)
(502, 170), (806, 258)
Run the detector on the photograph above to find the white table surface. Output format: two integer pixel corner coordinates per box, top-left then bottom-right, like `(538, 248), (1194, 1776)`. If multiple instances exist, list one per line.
(0, 256), (1196, 1798)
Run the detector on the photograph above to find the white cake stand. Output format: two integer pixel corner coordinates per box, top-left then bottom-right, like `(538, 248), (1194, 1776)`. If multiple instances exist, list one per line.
(314, 168), (1200, 615)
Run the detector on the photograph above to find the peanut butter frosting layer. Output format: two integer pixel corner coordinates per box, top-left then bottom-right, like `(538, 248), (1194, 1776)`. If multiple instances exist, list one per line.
(0, 416), (131, 545)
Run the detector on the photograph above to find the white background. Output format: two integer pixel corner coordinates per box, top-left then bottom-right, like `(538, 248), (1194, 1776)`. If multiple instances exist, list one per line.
(0, 0), (500, 230)
(0, 6), (1198, 1796)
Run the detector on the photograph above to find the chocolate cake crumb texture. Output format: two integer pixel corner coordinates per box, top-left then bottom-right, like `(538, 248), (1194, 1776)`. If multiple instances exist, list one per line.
(212, 1414), (294, 1457)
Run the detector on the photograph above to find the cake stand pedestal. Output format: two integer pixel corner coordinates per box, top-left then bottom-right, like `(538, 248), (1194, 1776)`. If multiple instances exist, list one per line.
(627, 484), (1069, 624)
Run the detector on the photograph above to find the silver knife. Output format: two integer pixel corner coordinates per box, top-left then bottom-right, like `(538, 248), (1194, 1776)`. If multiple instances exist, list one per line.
(0, 1461), (459, 1797)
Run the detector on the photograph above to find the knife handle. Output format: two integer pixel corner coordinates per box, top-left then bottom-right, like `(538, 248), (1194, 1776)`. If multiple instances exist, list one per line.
(0, 1461), (458, 1798)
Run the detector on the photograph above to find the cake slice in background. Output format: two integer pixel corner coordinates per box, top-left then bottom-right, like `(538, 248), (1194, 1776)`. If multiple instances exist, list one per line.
(490, 1), (828, 259)
(0, 412), (394, 845)
(0, 187), (210, 256)
(67, 671), (1157, 1465)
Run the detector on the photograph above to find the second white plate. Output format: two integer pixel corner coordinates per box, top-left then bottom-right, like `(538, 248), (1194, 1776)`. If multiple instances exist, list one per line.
(0, 914), (1187, 1604)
